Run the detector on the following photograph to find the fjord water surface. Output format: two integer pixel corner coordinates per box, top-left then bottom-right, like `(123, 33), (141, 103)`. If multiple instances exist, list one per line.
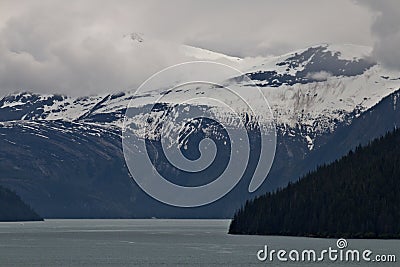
(0, 219), (398, 266)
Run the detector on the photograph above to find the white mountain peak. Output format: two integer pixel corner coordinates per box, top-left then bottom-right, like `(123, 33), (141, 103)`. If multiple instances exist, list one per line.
(1, 43), (399, 151)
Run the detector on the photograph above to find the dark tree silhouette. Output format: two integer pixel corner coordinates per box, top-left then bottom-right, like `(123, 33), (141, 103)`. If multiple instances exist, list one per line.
(229, 128), (400, 239)
(0, 186), (42, 221)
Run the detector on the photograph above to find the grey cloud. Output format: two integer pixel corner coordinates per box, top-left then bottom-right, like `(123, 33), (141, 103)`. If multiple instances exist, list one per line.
(356, 0), (400, 70)
(0, 0), (374, 96)
(0, 1), (192, 96)
(305, 71), (332, 82)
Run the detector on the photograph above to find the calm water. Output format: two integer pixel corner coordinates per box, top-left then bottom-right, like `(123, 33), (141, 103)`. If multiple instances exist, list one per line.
(0, 219), (398, 266)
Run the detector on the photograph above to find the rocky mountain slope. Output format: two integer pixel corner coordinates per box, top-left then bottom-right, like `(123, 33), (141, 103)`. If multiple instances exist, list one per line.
(0, 43), (399, 218)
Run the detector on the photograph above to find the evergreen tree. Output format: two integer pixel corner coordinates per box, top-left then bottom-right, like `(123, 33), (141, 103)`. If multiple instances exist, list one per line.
(229, 128), (400, 239)
(0, 185), (43, 221)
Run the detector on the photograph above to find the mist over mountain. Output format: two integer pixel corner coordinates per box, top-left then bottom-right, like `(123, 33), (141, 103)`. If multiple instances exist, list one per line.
(0, 0), (380, 97)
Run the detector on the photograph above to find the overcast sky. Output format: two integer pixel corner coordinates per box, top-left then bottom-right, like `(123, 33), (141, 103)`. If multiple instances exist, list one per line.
(0, 0), (399, 96)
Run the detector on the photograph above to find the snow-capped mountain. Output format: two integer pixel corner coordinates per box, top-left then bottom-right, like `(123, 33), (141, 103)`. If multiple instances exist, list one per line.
(1, 44), (399, 149)
(1, 43), (400, 218)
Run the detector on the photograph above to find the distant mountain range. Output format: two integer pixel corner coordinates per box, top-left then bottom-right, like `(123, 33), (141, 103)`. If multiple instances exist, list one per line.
(0, 42), (399, 218)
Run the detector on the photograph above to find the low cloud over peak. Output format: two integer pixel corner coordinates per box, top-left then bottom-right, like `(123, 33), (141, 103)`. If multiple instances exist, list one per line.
(0, 0), (385, 96)
(356, 0), (400, 71)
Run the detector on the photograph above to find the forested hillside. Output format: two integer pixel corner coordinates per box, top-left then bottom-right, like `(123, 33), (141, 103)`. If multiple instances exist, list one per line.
(229, 129), (400, 238)
(0, 185), (42, 221)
